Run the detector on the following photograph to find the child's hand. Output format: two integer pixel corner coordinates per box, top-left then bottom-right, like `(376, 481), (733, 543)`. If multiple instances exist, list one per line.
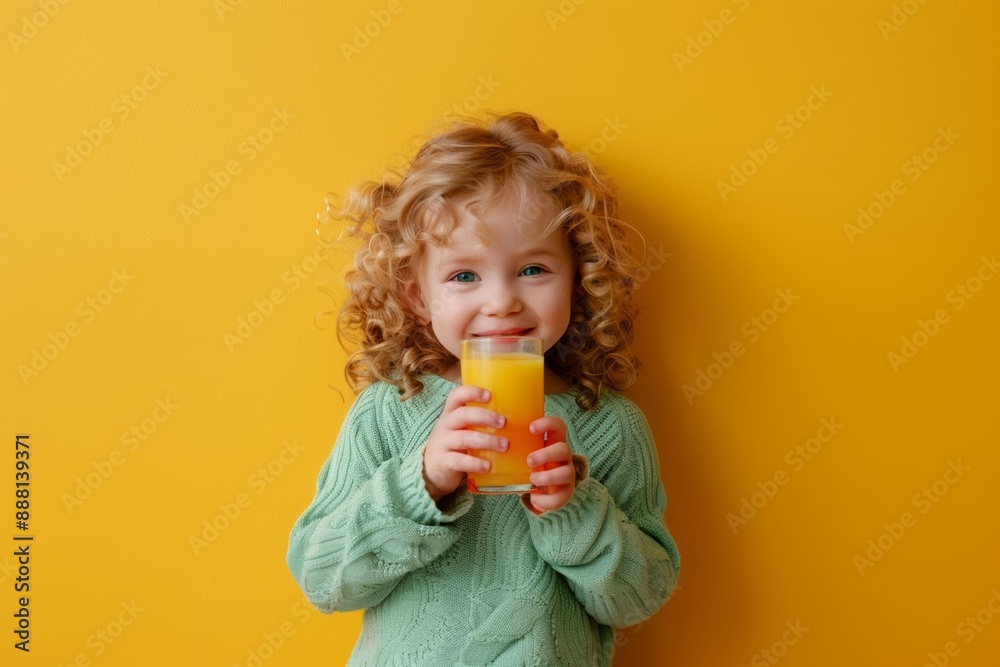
(422, 385), (508, 502)
(525, 416), (576, 514)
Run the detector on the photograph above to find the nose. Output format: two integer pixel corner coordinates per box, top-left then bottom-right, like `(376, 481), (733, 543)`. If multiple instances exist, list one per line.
(481, 279), (522, 317)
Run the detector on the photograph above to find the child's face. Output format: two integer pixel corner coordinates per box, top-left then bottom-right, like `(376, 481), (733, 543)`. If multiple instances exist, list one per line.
(407, 192), (575, 361)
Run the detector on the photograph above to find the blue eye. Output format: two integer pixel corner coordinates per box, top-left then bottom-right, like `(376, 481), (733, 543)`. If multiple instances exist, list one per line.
(520, 265), (544, 277)
(450, 271), (479, 283)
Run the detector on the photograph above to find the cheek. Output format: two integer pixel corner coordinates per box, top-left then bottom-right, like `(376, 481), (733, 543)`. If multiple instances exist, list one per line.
(562, 276), (576, 310)
(547, 280), (574, 324)
(439, 284), (461, 305)
(429, 285), (469, 319)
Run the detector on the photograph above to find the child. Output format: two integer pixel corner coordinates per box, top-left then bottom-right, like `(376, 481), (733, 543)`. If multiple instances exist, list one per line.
(287, 111), (680, 666)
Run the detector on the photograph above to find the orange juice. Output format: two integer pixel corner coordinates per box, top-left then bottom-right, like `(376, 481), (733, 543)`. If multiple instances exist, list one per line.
(461, 343), (544, 493)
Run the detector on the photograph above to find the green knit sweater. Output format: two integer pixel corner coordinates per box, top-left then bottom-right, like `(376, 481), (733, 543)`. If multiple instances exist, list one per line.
(287, 373), (680, 666)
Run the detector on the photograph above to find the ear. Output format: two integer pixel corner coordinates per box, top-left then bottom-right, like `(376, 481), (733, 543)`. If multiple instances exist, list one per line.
(404, 280), (430, 326)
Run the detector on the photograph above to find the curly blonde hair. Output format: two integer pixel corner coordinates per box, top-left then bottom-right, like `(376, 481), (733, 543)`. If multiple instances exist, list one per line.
(333, 111), (643, 411)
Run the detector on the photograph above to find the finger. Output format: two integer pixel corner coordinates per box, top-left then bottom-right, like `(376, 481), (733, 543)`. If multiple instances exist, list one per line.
(449, 429), (509, 453)
(441, 451), (492, 475)
(529, 416), (566, 444)
(529, 487), (573, 513)
(442, 405), (506, 431)
(443, 384), (491, 414)
(526, 441), (571, 468)
(530, 464), (576, 488)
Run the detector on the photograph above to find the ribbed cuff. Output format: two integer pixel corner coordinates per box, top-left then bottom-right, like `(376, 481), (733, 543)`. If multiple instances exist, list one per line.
(398, 445), (473, 526)
(531, 475), (601, 523)
(523, 475), (614, 566)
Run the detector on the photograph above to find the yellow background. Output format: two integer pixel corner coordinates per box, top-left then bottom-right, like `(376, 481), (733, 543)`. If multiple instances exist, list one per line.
(3, 0), (998, 665)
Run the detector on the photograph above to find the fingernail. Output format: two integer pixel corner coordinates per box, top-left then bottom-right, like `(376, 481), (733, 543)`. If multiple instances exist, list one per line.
(500, 438), (509, 451)
(528, 424), (537, 434)
(496, 415), (506, 427)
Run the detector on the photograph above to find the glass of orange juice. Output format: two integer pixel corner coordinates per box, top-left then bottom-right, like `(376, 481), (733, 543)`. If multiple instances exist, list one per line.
(461, 336), (545, 494)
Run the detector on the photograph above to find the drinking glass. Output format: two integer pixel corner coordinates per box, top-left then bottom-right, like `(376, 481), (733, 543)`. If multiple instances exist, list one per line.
(460, 336), (545, 494)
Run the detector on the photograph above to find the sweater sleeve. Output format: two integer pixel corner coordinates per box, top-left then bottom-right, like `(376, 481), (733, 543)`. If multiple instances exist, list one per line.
(286, 383), (472, 613)
(524, 397), (680, 628)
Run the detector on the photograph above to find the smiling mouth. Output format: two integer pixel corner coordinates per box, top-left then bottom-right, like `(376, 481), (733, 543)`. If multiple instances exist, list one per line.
(473, 328), (533, 337)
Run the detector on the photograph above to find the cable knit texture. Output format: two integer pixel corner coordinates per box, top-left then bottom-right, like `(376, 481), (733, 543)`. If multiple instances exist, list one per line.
(287, 374), (680, 666)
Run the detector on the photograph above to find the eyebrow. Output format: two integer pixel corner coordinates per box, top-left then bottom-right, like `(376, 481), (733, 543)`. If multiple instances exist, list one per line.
(440, 248), (564, 267)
